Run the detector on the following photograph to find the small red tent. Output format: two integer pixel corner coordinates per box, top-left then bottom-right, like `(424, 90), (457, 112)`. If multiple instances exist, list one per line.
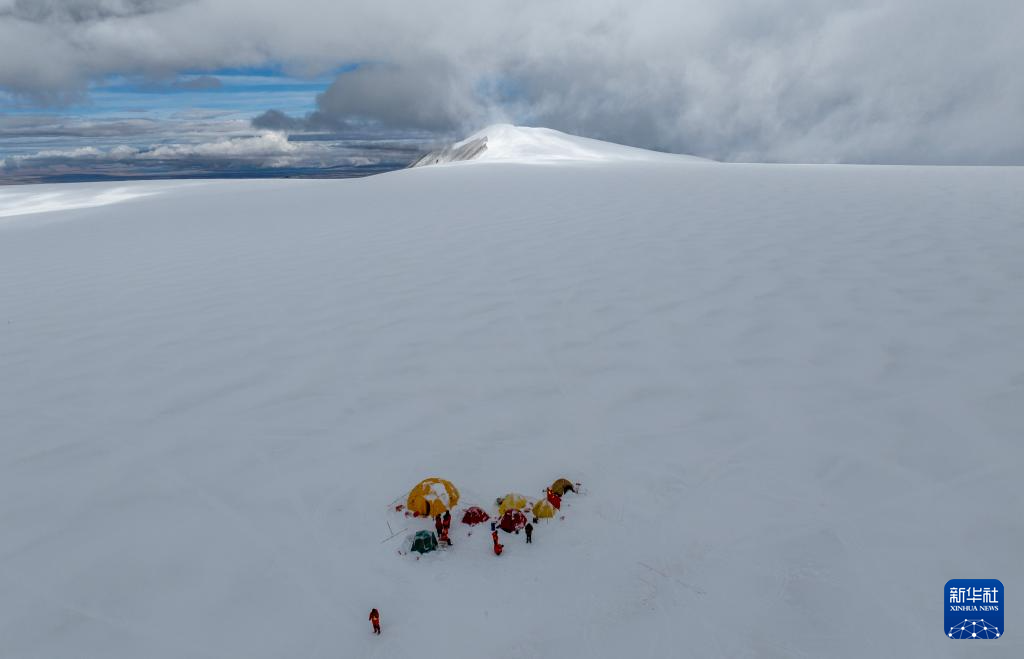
(461, 506), (490, 525)
(498, 509), (527, 533)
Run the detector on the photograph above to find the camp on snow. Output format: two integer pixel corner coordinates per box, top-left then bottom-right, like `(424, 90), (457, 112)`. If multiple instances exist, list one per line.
(497, 493), (530, 516)
(532, 499), (556, 519)
(410, 530), (438, 554)
(550, 478), (575, 496)
(498, 508), (528, 532)
(406, 477), (460, 517)
(461, 506), (490, 525)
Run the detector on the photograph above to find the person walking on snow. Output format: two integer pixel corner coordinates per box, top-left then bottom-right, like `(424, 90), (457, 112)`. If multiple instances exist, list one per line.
(439, 524), (452, 546)
(442, 510), (451, 532)
(491, 527), (503, 555)
(434, 514), (443, 537)
(369, 608), (381, 635)
(525, 522), (533, 543)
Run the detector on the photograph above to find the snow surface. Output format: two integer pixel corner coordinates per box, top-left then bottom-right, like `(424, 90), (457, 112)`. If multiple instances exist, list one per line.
(0, 183), (168, 221)
(1, 142), (1022, 659)
(411, 123), (706, 166)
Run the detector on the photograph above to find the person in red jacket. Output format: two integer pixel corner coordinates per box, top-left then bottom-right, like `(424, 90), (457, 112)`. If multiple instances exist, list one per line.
(439, 524), (452, 546)
(442, 510), (452, 533)
(368, 608), (381, 635)
(434, 514), (443, 537)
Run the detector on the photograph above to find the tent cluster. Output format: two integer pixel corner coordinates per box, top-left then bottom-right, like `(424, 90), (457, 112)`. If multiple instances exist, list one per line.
(399, 476), (578, 555)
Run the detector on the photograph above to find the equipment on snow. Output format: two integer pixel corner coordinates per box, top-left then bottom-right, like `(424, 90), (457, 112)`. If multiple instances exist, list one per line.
(498, 508), (528, 533)
(498, 492), (530, 516)
(407, 478), (460, 518)
(550, 478), (575, 496)
(461, 506), (490, 525)
(410, 530), (438, 554)
(533, 499), (556, 519)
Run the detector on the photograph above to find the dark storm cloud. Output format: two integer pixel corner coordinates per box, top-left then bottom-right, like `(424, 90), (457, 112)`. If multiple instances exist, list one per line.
(2, 0), (1023, 163)
(251, 109), (308, 131)
(0, 0), (188, 23)
(254, 62), (484, 134)
(311, 63), (479, 132)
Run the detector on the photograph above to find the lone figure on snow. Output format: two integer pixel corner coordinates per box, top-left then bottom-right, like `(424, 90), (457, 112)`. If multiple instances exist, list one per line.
(491, 528), (503, 555)
(369, 608), (381, 635)
(525, 522), (533, 543)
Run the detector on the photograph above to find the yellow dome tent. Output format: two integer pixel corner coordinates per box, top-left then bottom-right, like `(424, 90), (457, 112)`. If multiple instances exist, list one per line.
(407, 478), (460, 517)
(498, 493), (530, 516)
(550, 478), (575, 496)
(533, 499), (556, 519)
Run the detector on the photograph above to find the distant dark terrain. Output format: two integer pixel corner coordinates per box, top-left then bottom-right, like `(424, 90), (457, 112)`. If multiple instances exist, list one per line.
(0, 161), (410, 185)
(0, 134), (428, 185)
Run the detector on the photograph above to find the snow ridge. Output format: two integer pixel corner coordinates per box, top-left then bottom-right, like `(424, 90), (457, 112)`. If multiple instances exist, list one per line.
(411, 124), (708, 166)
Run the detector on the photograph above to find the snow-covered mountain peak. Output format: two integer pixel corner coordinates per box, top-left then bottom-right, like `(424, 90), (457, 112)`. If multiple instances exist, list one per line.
(411, 124), (707, 166)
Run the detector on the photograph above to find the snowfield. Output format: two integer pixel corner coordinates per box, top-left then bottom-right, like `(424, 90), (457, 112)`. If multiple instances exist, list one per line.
(1, 127), (1022, 658)
(411, 123), (706, 166)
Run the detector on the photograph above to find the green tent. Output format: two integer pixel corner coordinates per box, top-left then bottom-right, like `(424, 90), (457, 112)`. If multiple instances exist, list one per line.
(410, 530), (438, 554)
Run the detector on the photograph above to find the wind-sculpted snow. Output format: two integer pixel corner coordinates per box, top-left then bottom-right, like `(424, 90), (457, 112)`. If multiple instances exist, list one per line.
(410, 136), (488, 167)
(0, 157), (1022, 659)
(0, 182), (171, 221)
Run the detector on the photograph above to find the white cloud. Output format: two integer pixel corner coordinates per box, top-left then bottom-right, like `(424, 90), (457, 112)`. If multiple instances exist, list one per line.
(1, 0), (1022, 163)
(137, 131), (304, 162)
(1, 131), (313, 167)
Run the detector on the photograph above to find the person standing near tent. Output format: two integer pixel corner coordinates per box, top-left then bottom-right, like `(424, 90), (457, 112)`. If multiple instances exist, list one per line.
(491, 527), (503, 555)
(369, 608), (381, 635)
(525, 522), (533, 543)
(434, 514), (444, 538)
(440, 510), (453, 545)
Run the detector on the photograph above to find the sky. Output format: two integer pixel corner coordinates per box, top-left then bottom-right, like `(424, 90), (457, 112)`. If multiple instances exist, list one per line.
(1, 0), (1023, 182)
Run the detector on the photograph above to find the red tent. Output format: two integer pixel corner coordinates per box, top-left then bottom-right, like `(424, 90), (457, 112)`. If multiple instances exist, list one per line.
(498, 509), (527, 533)
(461, 506), (490, 525)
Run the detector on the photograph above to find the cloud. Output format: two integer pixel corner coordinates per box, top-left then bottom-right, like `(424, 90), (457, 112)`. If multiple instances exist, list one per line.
(171, 75), (222, 90)
(0, 0), (188, 23)
(2, 0), (1023, 163)
(0, 115), (162, 138)
(251, 109), (307, 132)
(1, 132), (312, 168)
(254, 61), (492, 135)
